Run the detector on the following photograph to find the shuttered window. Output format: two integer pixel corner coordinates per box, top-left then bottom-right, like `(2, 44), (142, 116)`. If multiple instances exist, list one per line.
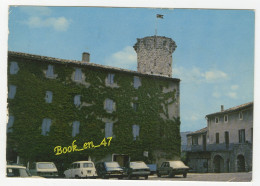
(46, 65), (54, 78)
(107, 73), (115, 85)
(133, 76), (141, 89)
(105, 123), (113, 138)
(41, 118), (52, 136)
(74, 68), (82, 81)
(105, 98), (114, 112)
(45, 91), (53, 103)
(72, 121), (80, 137)
(7, 116), (14, 133)
(74, 95), (81, 106)
(132, 124), (140, 140)
(10, 62), (19, 74)
(8, 85), (17, 99)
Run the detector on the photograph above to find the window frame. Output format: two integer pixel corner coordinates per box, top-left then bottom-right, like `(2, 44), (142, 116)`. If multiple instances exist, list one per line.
(45, 91), (53, 103)
(10, 61), (19, 75)
(74, 68), (82, 81)
(74, 95), (81, 107)
(224, 115), (228, 123)
(105, 123), (113, 138)
(239, 111), (243, 120)
(107, 73), (115, 85)
(46, 65), (54, 78)
(216, 133), (219, 144)
(72, 121), (80, 137)
(41, 118), (52, 136)
(132, 124), (140, 140)
(215, 117), (219, 124)
(238, 129), (246, 143)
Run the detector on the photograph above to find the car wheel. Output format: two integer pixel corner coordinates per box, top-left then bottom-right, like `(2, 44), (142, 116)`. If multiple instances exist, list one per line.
(128, 175), (132, 180)
(75, 175), (80, 179)
(157, 172), (161, 177)
(145, 175), (148, 180)
(183, 173), (187, 178)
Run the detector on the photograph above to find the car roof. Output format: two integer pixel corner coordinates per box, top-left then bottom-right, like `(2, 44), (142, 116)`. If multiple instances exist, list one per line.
(73, 161), (93, 163)
(35, 162), (55, 164)
(7, 165), (26, 169)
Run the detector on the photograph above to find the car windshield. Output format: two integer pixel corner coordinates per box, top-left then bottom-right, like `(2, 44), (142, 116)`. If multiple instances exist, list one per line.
(83, 163), (93, 168)
(7, 168), (31, 177)
(130, 162), (147, 168)
(37, 163), (55, 169)
(105, 162), (120, 168)
(169, 161), (186, 168)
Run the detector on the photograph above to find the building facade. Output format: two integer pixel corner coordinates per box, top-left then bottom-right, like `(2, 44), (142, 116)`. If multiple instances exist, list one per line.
(185, 102), (253, 173)
(6, 35), (181, 172)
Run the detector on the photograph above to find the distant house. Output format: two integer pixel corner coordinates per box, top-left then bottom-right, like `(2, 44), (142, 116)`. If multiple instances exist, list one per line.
(185, 102), (253, 173)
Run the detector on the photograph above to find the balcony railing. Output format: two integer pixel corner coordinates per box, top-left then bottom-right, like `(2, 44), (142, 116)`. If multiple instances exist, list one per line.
(184, 142), (252, 152)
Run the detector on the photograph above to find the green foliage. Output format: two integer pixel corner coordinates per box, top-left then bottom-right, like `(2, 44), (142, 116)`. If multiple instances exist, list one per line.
(7, 57), (181, 169)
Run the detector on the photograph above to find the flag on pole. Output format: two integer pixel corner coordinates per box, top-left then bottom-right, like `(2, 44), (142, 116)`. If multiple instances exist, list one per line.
(156, 14), (164, 19)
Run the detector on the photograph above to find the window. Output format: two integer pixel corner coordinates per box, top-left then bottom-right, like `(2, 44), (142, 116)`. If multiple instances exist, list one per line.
(215, 117), (219, 124)
(225, 131), (229, 145)
(74, 95), (81, 106)
(216, 133), (219, 144)
(239, 129), (245, 143)
(41, 118), (52, 136)
(8, 85), (17, 99)
(10, 62), (19, 74)
(72, 121), (80, 137)
(192, 136), (198, 145)
(45, 91), (53, 103)
(105, 98), (114, 112)
(133, 103), (138, 112)
(132, 125), (140, 140)
(133, 76), (141, 89)
(74, 68), (82, 81)
(7, 116), (14, 133)
(105, 123), (113, 138)
(46, 65), (54, 78)
(224, 115), (228, 123)
(239, 111), (243, 120)
(107, 73), (115, 85)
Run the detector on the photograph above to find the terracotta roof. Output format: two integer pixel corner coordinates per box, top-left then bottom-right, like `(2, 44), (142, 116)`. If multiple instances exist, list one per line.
(186, 127), (207, 136)
(8, 51), (180, 82)
(206, 102), (253, 117)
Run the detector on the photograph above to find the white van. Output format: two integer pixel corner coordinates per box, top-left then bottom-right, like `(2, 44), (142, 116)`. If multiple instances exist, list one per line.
(28, 162), (58, 178)
(64, 161), (97, 178)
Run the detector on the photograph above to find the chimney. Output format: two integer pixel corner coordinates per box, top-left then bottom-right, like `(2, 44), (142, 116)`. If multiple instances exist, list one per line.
(82, 52), (90, 62)
(221, 105), (224, 112)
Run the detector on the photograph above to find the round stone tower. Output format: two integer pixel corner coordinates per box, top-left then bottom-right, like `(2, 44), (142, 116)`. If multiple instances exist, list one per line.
(133, 36), (177, 77)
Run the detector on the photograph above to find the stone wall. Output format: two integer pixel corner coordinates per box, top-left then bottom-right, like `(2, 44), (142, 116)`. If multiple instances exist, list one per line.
(133, 36), (177, 77)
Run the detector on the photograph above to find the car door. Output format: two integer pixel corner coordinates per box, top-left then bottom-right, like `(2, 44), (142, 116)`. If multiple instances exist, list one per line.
(160, 162), (167, 175)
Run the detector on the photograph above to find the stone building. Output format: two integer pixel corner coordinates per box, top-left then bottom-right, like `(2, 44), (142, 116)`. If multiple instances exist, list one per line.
(6, 35), (180, 171)
(185, 102), (253, 173)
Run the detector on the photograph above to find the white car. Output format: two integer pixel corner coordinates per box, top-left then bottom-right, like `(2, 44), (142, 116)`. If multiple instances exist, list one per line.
(6, 164), (43, 178)
(28, 162), (58, 178)
(64, 161), (97, 178)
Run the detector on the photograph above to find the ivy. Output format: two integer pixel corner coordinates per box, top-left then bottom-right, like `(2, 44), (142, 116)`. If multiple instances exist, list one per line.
(7, 56), (181, 171)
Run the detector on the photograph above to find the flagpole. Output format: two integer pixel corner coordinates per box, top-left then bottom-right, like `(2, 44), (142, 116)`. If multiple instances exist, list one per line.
(155, 16), (158, 36)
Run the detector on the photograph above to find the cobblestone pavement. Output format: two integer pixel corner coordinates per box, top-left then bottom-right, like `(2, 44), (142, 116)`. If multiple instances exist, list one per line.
(147, 172), (252, 182)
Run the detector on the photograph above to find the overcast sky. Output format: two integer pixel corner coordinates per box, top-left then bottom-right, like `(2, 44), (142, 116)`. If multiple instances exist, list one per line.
(8, 6), (254, 132)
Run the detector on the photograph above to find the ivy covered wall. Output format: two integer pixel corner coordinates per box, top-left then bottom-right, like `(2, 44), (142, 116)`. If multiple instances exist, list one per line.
(7, 52), (181, 171)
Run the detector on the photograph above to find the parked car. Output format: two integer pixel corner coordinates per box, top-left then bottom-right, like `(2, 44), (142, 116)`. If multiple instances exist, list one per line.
(28, 162), (58, 178)
(7, 164), (31, 177)
(124, 161), (150, 180)
(157, 160), (189, 178)
(95, 162), (124, 179)
(7, 164), (43, 178)
(64, 161), (97, 178)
